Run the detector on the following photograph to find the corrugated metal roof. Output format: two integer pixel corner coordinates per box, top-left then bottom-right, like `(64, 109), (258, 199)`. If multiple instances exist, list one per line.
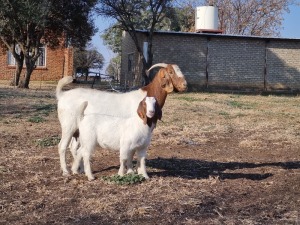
(135, 29), (300, 41)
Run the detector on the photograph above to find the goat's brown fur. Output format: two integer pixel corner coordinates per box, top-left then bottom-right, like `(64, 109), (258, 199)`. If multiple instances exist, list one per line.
(141, 64), (187, 109)
(137, 98), (162, 127)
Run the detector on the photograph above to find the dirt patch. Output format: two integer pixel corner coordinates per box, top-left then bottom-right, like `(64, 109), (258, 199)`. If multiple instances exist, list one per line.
(0, 86), (299, 224)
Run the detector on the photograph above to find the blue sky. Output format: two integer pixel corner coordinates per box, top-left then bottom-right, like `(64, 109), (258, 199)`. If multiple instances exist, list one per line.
(92, 4), (300, 73)
(281, 4), (300, 38)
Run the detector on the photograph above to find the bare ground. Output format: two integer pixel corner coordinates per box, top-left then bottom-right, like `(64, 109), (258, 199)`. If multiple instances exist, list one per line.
(0, 84), (299, 225)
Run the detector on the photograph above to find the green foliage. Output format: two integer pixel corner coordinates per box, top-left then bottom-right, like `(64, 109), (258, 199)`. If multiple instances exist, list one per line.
(227, 100), (243, 108)
(101, 25), (123, 54)
(36, 136), (61, 148)
(0, 0), (98, 87)
(35, 104), (55, 116)
(74, 47), (104, 75)
(28, 116), (45, 123)
(219, 111), (230, 116)
(105, 55), (121, 79)
(102, 174), (145, 185)
(177, 96), (200, 102)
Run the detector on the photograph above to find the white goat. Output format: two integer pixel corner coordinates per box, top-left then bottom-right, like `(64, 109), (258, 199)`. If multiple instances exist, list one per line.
(56, 63), (187, 176)
(71, 97), (160, 180)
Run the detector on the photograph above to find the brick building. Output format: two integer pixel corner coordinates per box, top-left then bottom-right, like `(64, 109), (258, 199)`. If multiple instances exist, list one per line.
(0, 45), (74, 82)
(121, 30), (300, 92)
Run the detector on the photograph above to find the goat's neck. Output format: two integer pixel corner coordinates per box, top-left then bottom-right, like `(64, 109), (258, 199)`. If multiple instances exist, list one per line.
(142, 82), (167, 108)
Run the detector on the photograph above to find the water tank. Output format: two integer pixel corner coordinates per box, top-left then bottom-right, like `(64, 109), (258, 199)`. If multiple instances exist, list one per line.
(195, 6), (218, 31)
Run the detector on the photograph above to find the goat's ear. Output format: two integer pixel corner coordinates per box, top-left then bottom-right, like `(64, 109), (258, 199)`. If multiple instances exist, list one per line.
(137, 101), (147, 125)
(160, 70), (174, 93)
(155, 102), (162, 120)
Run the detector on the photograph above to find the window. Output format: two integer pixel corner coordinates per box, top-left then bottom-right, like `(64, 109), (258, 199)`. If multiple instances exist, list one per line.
(36, 46), (46, 67)
(7, 45), (20, 66)
(7, 45), (46, 67)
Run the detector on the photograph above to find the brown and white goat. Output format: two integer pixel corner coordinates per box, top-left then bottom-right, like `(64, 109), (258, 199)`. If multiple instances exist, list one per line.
(56, 63), (187, 176)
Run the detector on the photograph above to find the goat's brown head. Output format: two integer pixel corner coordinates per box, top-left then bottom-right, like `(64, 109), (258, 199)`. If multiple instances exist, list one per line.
(147, 63), (187, 92)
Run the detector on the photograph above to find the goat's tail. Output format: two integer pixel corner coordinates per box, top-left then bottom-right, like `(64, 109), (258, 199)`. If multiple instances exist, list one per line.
(78, 101), (88, 124)
(56, 76), (73, 100)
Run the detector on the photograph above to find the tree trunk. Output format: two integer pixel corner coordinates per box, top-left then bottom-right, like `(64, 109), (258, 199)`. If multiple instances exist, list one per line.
(10, 63), (23, 86)
(18, 60), (35, 88)
(10, 52), (24, 86)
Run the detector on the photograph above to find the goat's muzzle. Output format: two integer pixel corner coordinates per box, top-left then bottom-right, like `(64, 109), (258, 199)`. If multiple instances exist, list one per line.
(174, 79), (188, 92)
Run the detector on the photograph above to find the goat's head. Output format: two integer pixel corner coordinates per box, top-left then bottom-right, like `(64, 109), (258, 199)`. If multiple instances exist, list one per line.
(147, 63), (187, 92)
(137, 97), (162, 126)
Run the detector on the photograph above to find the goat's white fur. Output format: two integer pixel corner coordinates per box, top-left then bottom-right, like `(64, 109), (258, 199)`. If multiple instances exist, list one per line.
(56, 77), (147, 175)
(146, 63), (184, 78)
(72, 97), (157, 180)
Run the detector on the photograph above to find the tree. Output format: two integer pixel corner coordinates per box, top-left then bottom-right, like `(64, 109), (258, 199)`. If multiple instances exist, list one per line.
(101, 24), (123, 54)
(0, 0), (97, 88)
(105, 55), (121, 81)
(96, 0), (173, 84)
(74, 47), (104, 80)
(206, 0), (293, 36)
(175, 0), (294, 36)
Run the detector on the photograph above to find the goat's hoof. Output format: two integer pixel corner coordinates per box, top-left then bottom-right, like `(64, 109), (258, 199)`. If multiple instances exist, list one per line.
(138, 172), (149, 179)
(62, 171), (70, 176)
(126, 169), (134, 174)
(72, 170), (79, 175)
(71, 167), (79, 175)
(88, 176), (95, 181)
(118, 171), (125, 177)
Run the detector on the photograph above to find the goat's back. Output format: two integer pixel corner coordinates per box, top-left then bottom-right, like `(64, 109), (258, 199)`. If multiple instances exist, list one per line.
(57, 88), (147, 122)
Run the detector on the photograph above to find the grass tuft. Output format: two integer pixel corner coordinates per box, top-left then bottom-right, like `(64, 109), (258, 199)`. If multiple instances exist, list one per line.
(36, 136), (60, 147)
(102, 174), (145, 185)
(28, 116), (45, 123)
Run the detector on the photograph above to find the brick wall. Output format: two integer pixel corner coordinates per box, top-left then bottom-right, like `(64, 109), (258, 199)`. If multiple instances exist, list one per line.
(121, 30), (300, 92)
(267, 40), (300, 90)
(0, 46), (74, 82)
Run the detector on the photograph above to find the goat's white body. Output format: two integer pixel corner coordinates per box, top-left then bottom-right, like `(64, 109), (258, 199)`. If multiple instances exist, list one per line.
(72, 107), (154, 180)
(56, 78), (147, 175)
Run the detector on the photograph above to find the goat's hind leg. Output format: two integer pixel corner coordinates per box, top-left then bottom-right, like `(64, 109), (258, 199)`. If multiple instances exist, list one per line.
(58, 133), (73, 176)
(72, 146), (95, 181)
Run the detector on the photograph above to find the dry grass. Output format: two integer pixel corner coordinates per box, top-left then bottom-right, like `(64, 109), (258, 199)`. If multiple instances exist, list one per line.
(0, 85), (299, 224)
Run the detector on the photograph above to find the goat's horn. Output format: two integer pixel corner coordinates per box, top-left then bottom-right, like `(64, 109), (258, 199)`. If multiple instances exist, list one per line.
(146, 63), (168, 76)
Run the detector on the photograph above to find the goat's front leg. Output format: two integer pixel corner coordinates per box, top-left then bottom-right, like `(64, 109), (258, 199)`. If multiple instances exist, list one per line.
(126, 150), (135, 174)
(118, 147), (132, 176)
(82, 152), (95, 181)
(136, 148), (149, 179)
(71, 146), (82, 175)
(70, 137), (84, 173)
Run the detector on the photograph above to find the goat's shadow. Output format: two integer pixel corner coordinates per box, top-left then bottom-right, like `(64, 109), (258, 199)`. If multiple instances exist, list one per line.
(95, 157), (300, 181)
(142, 157), (300, 181)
